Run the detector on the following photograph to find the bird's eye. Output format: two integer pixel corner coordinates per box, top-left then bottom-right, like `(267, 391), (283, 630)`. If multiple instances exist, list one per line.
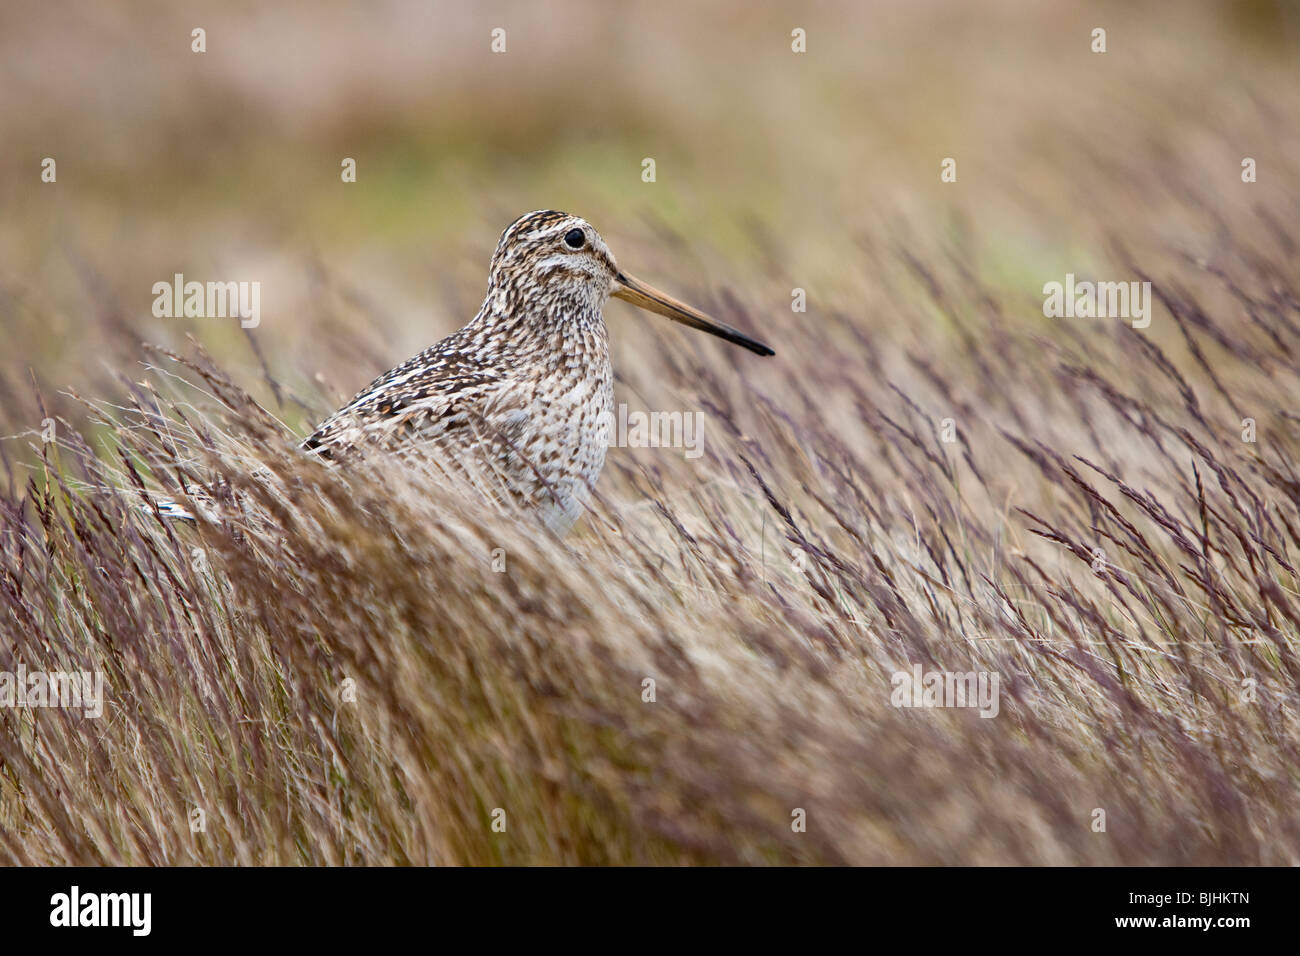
(563, 228), (586, 249)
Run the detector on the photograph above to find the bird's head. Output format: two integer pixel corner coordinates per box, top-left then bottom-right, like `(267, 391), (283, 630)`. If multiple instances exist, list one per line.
(487, 210), (774, 356)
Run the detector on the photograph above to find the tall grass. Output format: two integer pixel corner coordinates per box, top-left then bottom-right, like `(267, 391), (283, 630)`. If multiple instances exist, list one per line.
(3, 202), (1298, 864)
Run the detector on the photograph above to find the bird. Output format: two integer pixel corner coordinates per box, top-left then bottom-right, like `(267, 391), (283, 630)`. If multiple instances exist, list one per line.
(155, 210), (773, 534)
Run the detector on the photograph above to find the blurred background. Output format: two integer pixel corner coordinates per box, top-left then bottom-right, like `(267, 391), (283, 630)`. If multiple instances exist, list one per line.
(2, 0), (1297, 441)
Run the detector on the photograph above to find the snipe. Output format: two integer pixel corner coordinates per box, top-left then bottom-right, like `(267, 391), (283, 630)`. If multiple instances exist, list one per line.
(162, 210), (774, 533)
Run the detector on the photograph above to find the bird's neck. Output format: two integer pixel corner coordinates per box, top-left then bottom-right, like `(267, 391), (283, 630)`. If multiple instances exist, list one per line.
(472, 283), (610, 360)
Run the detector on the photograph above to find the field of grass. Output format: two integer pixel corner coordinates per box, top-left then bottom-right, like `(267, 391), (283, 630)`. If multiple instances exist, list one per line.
(1, 0), (1299, 864)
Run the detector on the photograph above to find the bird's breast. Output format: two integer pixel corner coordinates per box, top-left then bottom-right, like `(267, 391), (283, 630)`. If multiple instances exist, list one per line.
(524, 352), (614, 485)
(483, 337), (612, 533)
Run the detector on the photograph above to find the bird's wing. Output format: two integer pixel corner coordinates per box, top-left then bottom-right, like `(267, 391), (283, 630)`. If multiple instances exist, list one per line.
(301, 340), (512, 460)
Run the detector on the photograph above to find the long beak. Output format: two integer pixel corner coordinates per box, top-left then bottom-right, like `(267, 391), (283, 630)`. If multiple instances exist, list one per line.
(612, 272), (774, 357)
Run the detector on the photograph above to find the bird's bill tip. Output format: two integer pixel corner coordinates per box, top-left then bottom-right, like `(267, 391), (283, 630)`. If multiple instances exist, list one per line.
(612, 272), (774, 357)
